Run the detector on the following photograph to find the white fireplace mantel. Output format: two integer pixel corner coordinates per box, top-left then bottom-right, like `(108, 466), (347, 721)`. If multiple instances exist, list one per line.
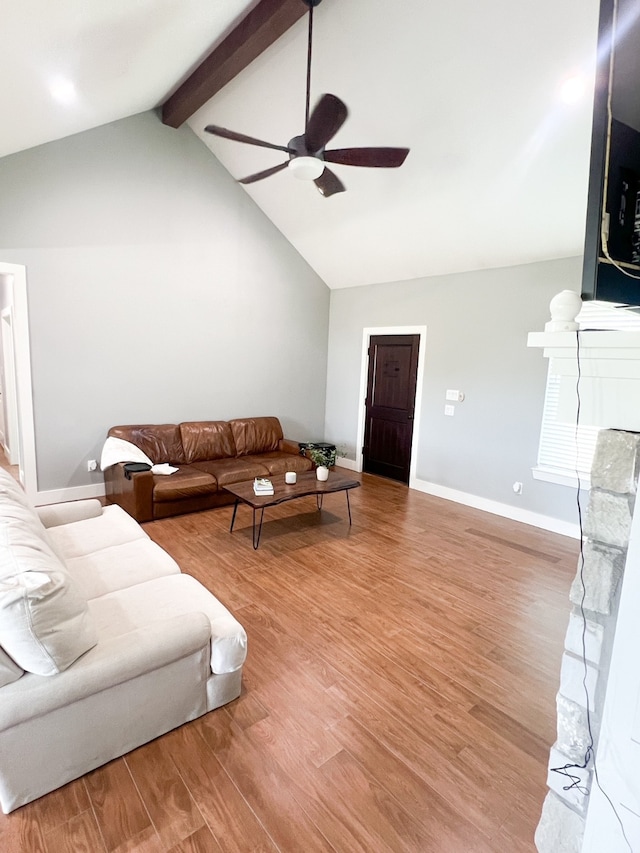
(528, 329), (640, 432)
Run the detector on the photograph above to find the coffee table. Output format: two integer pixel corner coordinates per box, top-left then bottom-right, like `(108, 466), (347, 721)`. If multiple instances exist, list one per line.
(224, 470), (361, 549)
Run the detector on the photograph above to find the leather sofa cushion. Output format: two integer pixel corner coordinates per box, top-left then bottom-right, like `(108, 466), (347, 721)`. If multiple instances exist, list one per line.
(152, 467), (217, 503)
(191, 458), (269, 486)
(229, 417), (283, 457)
(180, 422), (236, 463)
(247, 452), (313, 476)
(109, 425), (186, 465)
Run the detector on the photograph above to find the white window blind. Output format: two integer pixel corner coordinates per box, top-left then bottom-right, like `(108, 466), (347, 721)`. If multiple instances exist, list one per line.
(535, 301), (640, 487)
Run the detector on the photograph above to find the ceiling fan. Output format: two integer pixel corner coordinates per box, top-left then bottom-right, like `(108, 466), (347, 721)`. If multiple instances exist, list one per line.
(204, 0), (409, 198)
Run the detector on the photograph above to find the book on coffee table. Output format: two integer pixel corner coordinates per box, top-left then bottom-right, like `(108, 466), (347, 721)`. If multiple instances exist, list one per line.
(253, 477), (274, 495)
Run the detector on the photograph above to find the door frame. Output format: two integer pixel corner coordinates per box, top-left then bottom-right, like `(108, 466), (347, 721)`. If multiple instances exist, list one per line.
(0, 263), (36, 500)
(1, 308), (19, 466)
(356, 326), (426, 485)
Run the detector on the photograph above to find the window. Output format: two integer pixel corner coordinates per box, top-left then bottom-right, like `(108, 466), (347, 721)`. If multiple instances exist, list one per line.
(533, 301), (640, 488)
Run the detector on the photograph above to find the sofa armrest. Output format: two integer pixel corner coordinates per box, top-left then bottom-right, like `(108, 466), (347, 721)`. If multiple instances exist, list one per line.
(278, 438), (304, 456)
(37, 499), (104, 529)
(104, 462), (154, 523)
(0, 613), (212, 731)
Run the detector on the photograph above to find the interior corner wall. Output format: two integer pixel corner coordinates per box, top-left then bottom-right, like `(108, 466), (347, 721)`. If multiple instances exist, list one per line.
(0, 110), (330, 492)
(325, 257), (583, 526)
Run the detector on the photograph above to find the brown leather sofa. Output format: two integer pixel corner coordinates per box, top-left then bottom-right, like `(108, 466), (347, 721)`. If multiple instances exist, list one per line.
(104, 417), (313, 522)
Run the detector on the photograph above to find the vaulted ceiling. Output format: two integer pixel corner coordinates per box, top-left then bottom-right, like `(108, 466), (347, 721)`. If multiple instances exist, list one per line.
(1, 0), (601, 288)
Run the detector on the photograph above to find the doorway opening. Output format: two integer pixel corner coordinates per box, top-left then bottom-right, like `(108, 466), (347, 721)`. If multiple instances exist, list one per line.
(0, 263), (36, 500)
(356, 326), (426, 486)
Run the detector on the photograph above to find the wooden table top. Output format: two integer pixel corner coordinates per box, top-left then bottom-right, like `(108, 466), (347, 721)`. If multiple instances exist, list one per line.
(223, 469), (361, 509)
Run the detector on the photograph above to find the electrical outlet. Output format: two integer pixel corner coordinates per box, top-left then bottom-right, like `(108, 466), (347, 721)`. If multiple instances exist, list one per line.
(513, 481), (523, 495)
(87, 459), (98, 472)
(444, 405), (455, 416)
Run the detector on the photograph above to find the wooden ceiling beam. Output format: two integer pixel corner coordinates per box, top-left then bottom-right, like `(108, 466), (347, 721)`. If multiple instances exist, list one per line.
(161, 0), (307, 128)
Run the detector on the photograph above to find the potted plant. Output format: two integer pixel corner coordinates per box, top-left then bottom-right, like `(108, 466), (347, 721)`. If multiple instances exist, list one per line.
(306, 445), (337, 469)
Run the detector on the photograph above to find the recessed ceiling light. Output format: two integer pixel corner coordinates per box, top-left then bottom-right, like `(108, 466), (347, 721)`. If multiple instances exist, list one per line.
(48, 75), (78, 106)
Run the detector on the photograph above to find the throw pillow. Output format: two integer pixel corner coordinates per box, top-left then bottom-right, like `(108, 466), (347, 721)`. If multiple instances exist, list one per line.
(0, 570), (97, 676)
(0, 519), (97, 676)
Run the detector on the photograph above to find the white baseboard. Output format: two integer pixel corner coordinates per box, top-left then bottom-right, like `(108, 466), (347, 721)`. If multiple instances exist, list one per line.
(34, 482), (106, 506)
(410, 477), (580, 539)
(337, 460), (578, 537)
(335, 457), (358, 472)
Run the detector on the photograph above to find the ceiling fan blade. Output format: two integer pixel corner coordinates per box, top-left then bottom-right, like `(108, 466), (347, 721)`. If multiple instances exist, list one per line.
(305, 94), (348, 153)
(314, 167), (346, 198)
(324, 147), (410, 168)
(239, 161), (290, 185)
(204, 125), (292, 153)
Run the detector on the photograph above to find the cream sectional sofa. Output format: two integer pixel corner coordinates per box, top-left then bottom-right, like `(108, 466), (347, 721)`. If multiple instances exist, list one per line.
(0, 468), (247, 813)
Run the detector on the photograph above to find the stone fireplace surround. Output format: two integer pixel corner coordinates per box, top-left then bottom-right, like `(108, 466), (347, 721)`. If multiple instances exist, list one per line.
(528, 297), (640, 850)
(535, 428), (640, 851)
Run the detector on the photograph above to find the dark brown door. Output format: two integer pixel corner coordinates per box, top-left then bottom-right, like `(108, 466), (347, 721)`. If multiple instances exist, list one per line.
(363, 334), (420, 484)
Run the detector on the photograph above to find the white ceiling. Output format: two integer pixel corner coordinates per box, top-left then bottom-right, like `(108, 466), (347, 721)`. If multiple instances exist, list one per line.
(1, 0), (602, 289)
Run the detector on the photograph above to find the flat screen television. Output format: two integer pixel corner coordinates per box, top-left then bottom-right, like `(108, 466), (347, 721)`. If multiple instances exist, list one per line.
(581, 0), (640, 304)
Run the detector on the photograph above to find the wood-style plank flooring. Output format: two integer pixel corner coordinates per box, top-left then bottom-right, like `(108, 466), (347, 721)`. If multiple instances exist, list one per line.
(0, 473), (578, 852)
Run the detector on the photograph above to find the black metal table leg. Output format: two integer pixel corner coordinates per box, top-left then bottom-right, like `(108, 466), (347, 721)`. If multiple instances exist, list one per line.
(252, 507), (265, 549)
(346, 490), (352, 525)
(230, 499), (239, 532)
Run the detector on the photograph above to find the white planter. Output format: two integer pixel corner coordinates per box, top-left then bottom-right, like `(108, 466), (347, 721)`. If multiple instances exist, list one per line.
(316, 466), (329, 482)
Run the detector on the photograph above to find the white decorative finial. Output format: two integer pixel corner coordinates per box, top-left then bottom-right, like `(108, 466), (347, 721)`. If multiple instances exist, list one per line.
(545, 290), (582, 331)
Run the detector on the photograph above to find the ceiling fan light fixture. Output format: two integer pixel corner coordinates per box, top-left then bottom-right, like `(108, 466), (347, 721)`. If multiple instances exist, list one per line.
(288, 155), (325, 181)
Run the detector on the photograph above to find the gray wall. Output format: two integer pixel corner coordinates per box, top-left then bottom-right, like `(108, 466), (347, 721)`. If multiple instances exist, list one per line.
(0, 111), (330, 491)
(325, 257), (583, 524)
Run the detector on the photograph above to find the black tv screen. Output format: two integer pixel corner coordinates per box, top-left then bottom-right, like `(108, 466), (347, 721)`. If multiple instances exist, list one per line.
(581, 0), (640, 304)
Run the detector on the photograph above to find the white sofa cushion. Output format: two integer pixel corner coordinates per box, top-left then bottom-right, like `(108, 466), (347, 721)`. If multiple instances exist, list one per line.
(36, 499), (104, 529)
(65, 538), (181, 600)
(0, 512), (64, 582)
(0, 646), (24, 687)
(0, 476), (61, 556)
(0, 510), (97, 676)
(89, 574), (247, 674)
(0, 566), (97, 676)
(46, 504), (148, 560)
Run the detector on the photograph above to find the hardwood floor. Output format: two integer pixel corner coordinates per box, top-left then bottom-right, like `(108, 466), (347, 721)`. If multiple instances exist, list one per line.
(0, 474), (578, 852)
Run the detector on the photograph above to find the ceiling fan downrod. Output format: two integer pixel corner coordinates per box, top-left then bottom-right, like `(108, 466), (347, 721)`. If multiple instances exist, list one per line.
(302, 0), (324, 130)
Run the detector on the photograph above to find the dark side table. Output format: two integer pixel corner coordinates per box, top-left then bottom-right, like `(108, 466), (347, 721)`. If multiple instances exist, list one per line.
(298, 441), (337, 467)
